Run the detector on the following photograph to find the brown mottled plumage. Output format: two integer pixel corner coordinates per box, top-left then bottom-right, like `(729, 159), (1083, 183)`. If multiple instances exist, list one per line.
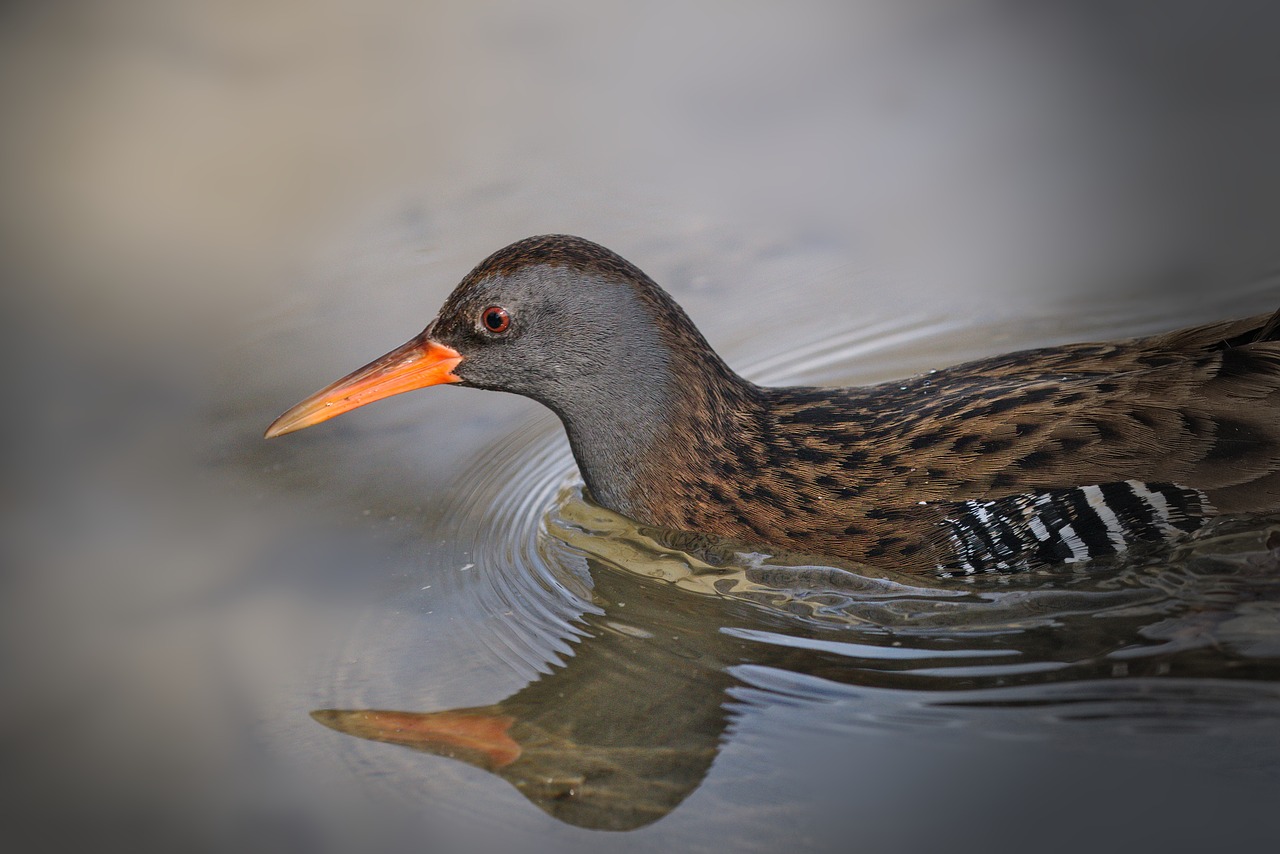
(267, 235), (1280, 573)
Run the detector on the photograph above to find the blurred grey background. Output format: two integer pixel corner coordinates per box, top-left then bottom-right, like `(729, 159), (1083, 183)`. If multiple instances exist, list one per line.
(3, 1), (1280, 852)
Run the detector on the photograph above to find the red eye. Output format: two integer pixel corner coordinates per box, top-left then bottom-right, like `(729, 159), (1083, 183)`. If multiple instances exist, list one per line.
(481, 306), (510, 334)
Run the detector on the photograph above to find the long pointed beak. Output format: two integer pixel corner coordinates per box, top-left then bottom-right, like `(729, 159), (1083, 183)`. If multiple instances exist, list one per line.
(264, 333), (463, 438)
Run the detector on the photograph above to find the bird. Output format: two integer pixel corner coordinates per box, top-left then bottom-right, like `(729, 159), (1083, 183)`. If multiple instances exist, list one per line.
(266, 235), (1280, 574)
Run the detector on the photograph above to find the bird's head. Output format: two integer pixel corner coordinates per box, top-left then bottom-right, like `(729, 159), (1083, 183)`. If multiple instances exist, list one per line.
(265, 235), (726, 439)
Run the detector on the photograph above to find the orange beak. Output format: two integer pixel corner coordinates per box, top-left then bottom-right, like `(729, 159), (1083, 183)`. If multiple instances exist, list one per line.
(264, 332), (463, 438)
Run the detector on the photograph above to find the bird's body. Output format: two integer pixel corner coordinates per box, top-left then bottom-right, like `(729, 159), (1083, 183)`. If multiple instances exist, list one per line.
(268, 235), (1280, 574)
(620, 316), (1280, 572)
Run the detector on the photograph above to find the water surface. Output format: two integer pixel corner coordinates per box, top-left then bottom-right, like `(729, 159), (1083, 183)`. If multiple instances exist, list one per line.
(305, 299), (1280, 848)
(6, 3), (1280, 853)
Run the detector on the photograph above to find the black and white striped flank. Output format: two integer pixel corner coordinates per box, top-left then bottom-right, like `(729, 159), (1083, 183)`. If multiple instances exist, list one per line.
(937, 480), (1212, 574)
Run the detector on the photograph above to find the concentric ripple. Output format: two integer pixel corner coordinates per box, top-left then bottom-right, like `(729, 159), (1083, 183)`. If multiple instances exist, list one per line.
(405, 308), (1280, 689)
(325, 303), (1280, 727)
(317, 304), (1280, 831)
(436, 415), (591, 681)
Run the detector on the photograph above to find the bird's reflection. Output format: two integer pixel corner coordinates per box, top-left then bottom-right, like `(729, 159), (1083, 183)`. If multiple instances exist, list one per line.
(314, 550), (758, 830)
(314, 512), (1280, 831)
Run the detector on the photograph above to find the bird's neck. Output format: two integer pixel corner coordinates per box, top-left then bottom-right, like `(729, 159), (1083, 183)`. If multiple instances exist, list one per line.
(552, 350), (760, 525)
(525, 269), (763, 524)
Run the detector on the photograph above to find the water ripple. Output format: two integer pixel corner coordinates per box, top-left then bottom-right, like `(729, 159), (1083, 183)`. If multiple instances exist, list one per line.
(398, 308), (1280, 694)
(331, 308), (1280, 724)
(318, 307), (1280, 831)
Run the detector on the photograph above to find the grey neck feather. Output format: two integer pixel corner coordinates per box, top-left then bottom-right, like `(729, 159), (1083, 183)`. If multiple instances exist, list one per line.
(527, 298), (678, 515)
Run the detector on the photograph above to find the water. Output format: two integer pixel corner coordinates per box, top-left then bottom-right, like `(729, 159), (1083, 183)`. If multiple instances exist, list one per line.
(6, 3), (1280, 853)
(306, 308), (1280, 848)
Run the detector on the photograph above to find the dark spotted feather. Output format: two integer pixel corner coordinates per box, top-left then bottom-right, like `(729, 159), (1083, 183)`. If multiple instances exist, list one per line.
(625, 307), (1280, 571)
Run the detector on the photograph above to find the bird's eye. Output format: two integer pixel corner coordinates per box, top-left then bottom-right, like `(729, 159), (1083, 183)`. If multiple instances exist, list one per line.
(480, 306), (511, 334)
